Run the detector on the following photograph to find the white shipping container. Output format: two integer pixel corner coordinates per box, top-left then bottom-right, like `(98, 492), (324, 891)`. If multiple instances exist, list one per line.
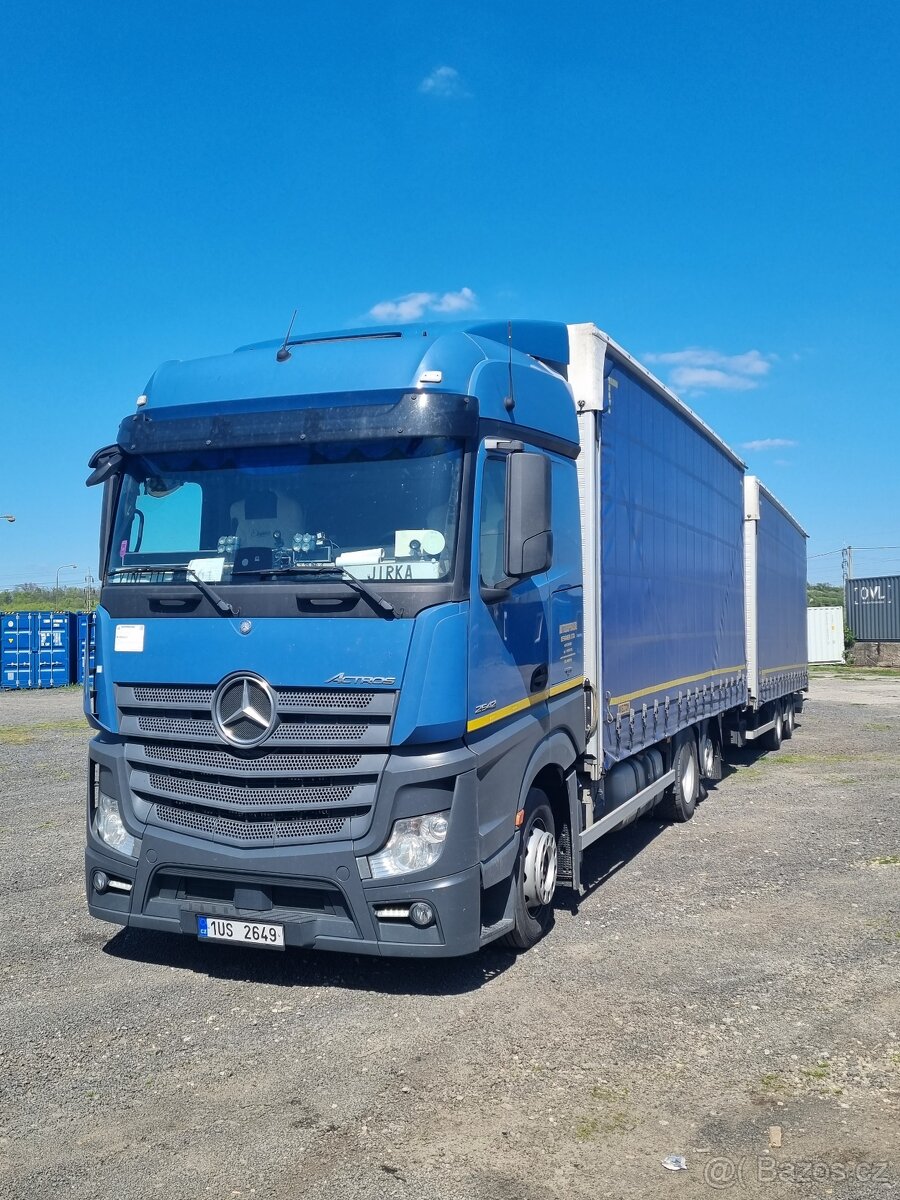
(807, 606), (844, 663)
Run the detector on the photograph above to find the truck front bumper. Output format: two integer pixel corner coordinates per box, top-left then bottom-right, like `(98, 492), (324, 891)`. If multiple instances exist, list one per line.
(85, 828), (483, 958)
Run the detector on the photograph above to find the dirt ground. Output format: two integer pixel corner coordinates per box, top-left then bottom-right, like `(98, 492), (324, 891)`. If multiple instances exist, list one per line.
(0, 676), (897, 1199)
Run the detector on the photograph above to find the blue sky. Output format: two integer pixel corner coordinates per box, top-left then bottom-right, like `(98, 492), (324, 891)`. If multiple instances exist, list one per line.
(1, 0), (898, 589)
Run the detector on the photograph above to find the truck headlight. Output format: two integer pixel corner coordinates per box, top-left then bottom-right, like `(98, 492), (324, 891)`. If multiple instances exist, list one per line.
(368, 812), (450, 879)
(96, 791), (137, 857)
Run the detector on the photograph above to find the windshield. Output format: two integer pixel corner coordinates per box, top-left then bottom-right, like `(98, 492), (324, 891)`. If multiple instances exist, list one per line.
(108, 437), (463, 585)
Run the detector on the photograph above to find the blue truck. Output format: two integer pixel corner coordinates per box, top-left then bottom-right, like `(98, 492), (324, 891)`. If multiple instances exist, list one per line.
(84, 319), (808, 956)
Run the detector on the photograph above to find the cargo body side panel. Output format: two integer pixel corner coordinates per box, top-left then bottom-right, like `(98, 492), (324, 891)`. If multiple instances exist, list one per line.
(598, 359), (747, 764)
(753, 484), (809, 703)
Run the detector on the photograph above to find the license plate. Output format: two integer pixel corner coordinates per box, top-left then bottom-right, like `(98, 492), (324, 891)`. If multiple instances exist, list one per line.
(197, 915), (285, 949)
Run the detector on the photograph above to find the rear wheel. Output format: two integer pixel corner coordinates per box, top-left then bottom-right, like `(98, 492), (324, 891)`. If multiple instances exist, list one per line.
(502, 789), (557, 951)
(762, 705), (783, 751)
(782, 698), (795, 739)
(658, 735), (699, 822)
(699, 729), (717, 778)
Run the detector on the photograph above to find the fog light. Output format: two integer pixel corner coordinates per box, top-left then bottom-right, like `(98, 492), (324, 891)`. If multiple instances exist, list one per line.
(409, 901), (434, 928)
(92, 870), (109, 894)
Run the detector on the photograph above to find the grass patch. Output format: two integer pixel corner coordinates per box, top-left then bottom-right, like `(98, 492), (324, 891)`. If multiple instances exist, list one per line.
(870, 855), (900, 867)
(759, 1072), (791, 1095)
(575, 1084), (635, 1138)
(864, 722), (893, 732)
(738, 766), (767, 780)
(800, 1062), (831, 1080)
(0, 718), (87, 745)
(773, 753), (845, 765)
(809, 665), (900, 678)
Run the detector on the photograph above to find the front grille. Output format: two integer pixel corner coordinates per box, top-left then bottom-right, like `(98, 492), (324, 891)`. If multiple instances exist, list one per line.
(132, 713), (379, 746)
(278, 689), (375, 711)
(133, 685), (214, 705)
(139, 742), (362, 774)
(156, 804), (348, 842)
(117, 679), (396, 847)
(147, 773), (356, 808)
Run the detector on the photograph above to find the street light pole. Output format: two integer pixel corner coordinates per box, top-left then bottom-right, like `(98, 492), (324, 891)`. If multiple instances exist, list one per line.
(55, 563), (78, 607)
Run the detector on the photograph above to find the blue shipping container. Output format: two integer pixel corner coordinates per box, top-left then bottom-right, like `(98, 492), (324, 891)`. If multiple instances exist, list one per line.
(76, 612), (96, 684)
(1, 611), (39, 689)
(37, 612), (74, 688)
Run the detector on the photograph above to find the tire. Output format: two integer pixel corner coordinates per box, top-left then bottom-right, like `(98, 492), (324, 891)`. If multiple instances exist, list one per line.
(762, 705), (783, 751)
(699, 729), (717, 778)
(658, 735), (699, 822)
(502, 789), (557, 951)
(782, 698), (795, 740)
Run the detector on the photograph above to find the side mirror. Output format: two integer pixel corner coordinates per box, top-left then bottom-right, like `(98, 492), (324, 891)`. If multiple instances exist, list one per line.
(505, 452), (552, 578)
(87, 446), (125, 582)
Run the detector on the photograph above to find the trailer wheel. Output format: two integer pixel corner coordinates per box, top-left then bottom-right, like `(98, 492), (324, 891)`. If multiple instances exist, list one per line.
(762, 706), (783, 751)
(782, 699), (795, 739)
(659, 736), (699, 822)
(699, 730), (717, 778)
(502, 789), (557, 951)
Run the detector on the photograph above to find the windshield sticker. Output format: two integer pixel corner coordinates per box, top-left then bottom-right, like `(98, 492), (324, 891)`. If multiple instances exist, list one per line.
(188, 556), (225, 582)
(114, 624), (145, 653)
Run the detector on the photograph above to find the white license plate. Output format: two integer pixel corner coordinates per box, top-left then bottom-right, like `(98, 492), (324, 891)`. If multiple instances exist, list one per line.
(197, 915), (285, 949)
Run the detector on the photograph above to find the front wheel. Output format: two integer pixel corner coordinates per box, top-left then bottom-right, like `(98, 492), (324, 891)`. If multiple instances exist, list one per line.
(502, 789), (557, 951)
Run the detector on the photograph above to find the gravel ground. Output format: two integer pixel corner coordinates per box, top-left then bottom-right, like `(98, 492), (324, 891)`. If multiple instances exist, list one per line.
(0, 677), (897, 1199)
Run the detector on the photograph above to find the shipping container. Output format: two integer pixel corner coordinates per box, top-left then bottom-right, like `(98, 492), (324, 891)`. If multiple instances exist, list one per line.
(807, 606), (844, 663)
(845, 575), (900, 642)
(743, 477), (809, 706)
(1, 611), (38, 689)
(36, 612), (74, 688)
(75, 612), (96, 684)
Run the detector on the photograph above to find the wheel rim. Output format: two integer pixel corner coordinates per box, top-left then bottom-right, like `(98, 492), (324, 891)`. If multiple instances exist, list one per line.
(774, 712), (782, 740)
(681, 749), (698, 802)
(523, 821), (557, 911)
(701, 737), (715, 776)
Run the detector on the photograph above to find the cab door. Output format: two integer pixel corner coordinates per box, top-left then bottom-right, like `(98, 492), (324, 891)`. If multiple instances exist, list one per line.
(467, 441), (552, 723)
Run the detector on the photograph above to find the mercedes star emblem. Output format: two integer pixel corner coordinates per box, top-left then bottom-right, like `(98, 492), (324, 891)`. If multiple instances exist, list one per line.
(211, 673), (278, 748)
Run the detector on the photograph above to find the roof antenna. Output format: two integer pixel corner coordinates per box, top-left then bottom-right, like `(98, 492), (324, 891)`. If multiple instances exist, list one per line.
(275, 309), (298, 363)
(504, 320), (516, 413)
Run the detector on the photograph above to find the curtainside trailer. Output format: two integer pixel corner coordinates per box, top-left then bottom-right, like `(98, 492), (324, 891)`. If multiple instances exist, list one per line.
(737, 477), (809, 749)
(83, 318), (808, 956)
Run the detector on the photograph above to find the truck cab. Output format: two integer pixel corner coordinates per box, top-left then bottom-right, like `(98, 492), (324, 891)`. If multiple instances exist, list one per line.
(85, 321), (586, 956)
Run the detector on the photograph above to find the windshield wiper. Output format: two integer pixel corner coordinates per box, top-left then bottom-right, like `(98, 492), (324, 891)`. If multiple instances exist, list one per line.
(258, 565), (396, 616)
(108, 565), (240, 617)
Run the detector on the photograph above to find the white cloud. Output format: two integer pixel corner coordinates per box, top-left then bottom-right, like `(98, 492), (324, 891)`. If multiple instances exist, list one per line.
(368, 287), (477, 322)
(645, 347), (774, 393)
(740, 438), (798, 452)
(418, 66), (469, 98)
